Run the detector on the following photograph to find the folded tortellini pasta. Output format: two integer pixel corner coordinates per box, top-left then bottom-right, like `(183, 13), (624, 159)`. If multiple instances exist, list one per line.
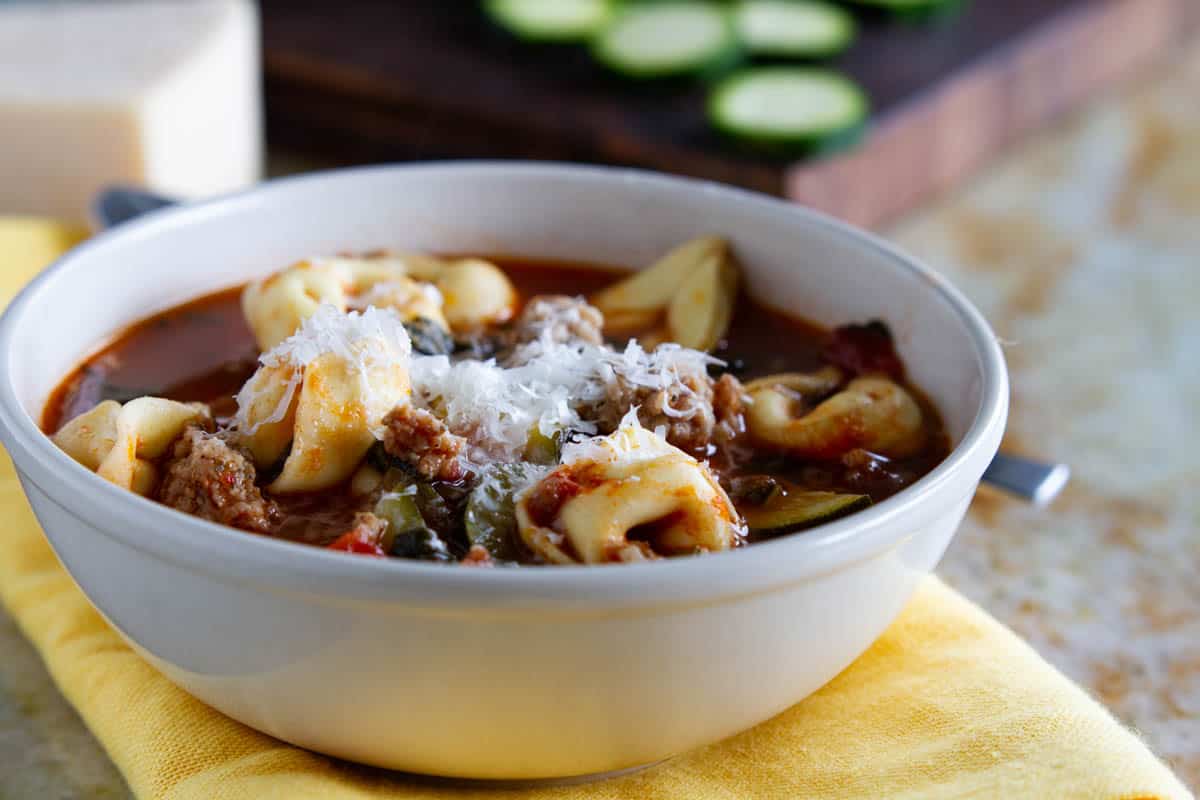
(241, 253), (517, 351)
(233, 304), (413, 494)
(241, 259), (348, 353)
(589, 236), (738, 352)
(433, 258), (517, 331)
(515, 411), (742, 564)
(745, 373), (926, 460)
(53, 397), (209, 495)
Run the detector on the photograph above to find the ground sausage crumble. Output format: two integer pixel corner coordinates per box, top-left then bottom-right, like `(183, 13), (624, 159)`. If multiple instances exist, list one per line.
(510, 295), (605, 349)
(381, 405), (468, 482)
(158, 425), (279, 533)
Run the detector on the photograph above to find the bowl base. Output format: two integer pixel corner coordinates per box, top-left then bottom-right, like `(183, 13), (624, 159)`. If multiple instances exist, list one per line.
(395, 758), (667, 788)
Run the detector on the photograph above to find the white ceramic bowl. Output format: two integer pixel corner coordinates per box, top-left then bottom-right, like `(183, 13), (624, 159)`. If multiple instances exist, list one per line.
(0, 163), (1006, 781)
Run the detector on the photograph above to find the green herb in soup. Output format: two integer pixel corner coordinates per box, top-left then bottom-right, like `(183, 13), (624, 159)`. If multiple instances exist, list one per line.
(44, 238), (950, 566)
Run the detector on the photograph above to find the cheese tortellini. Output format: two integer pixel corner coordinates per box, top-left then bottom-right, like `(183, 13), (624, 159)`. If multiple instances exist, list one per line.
(241, 259), (348, 352)
(241, 253), (517, 351)
(515, 413), (742, 564)
(234, 304), (413, 493)
(434, 258), (518, 331)
(590, 236), (737, 352)
(745, 373), (926, 460)
(53, 397), (209, 495)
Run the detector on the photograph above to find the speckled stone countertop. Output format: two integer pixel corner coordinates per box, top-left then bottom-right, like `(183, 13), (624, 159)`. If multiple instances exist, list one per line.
(2, 45), (1198, 799)
(891, 45), (1200, 785)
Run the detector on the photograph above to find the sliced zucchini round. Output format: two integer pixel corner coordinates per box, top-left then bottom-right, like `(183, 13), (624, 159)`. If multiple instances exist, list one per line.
(734, 0), (856, 60)
(591, 2), (739, 80)
(484, 0), (614, 44)
(742, 489), (871, 535)
(464, 464), (546, 562)
(708, 67), (868, 155)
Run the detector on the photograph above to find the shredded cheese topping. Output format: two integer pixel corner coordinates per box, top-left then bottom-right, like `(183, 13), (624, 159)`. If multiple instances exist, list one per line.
(559, 407), (676, 467)
(233, 303), (719, 466)
(259, 303), (412, 369)
(409, 337), (718, 462)
(234, 304), (412, 433)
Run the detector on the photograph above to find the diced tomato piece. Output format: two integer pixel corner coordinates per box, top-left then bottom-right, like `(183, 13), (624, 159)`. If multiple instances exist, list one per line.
(327, 531), (387, 557)
(824, 322), (905, 381)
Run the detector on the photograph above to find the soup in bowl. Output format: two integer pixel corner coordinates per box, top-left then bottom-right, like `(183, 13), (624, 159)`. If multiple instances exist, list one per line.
(0, 164), (1006, 779)
(44, 238), (951, 565)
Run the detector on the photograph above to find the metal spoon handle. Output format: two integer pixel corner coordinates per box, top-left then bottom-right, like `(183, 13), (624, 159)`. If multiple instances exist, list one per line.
(982, 454), (1070, 507)
(90, 186), (176, 231)
(92, 187), (1070, 507)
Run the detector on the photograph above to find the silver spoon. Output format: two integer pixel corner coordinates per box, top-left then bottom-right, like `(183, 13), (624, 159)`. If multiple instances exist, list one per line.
(90, 185), (175, 229)
(91, 187), (1070, 506)
(981, 455), (1070, 507)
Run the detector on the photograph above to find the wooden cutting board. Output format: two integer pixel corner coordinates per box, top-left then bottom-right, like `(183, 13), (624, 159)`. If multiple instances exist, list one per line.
(261, 0), (1198, 228)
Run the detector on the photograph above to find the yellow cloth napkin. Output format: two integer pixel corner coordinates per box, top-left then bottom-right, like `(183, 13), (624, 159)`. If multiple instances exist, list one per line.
(0, 221), (1191, 800)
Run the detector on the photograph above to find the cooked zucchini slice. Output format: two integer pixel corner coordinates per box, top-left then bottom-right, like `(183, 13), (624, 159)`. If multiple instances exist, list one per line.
(374, 491), (454, 562)
(375, 493), (425, 542)
(734, 0), (856, 59)
(464, 464), (546, 562)
(523, 426), (562, 465)
(484, 0), (615, 43)
(741, 488), (870, 534)
(591, 2), (739, 79)
(708, 67), (868, 155)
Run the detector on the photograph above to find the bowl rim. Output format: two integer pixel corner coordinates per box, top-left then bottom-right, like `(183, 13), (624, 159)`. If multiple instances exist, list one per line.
(0, 161), (1008, 608)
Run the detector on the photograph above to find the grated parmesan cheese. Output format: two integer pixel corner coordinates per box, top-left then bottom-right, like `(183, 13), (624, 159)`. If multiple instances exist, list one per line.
(258, 303), (412, 369)
(408, 337), (719, 463)
(234, 304), (411, 433)
(232, 300), (719, 469)
(559, 407), (679, 467)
